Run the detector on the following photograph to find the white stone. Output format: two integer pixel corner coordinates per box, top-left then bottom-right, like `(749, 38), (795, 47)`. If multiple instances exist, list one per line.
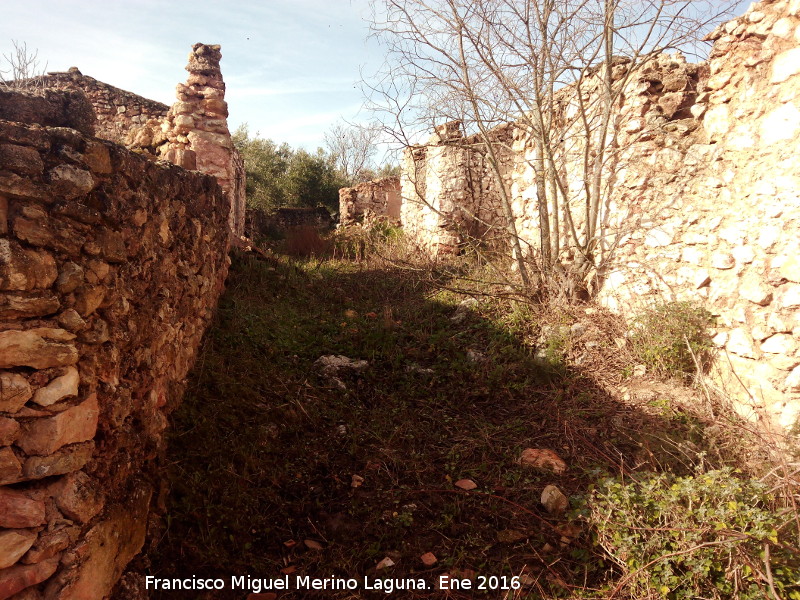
(682, 231), (707, 245)
(780, 255), (800, 283)
(719, 227), (745, 245)
(704, 104), (731, 140)
(771, 355), (800, 371)
(32, 366), (80, 407)
(732, 246), (755, 264)
(760, 103), (800, 146)
(778, 285), (800, 309)
(767, 311), (793, 333)
(757, 225), (782, 250)
(785, 366), (800, 391)
(752, 323), (774, 341)
(772, 17), (795, 38)
(727, 328), (759, 358)
(739, 274), (773, 306)
(712, 331), (728, 347)
(771, 48), (800, 84)
(712, 253), (736, 269)
(681, 247), (704, 265)
(645, 228), (674, 248)
(541, 485), (569, 515)
(690, 103), (707, 119)
(761, 334), (797, 355)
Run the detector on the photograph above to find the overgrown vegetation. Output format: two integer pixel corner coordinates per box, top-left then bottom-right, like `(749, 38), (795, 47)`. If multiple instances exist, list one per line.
(585, 468), (800, 599)
(146, 236), (799, 599)
(233, 123), (400, 215)
(365, 1), (736, 293)
(0, 40), (47, 90)
(628, 301), (715, 380)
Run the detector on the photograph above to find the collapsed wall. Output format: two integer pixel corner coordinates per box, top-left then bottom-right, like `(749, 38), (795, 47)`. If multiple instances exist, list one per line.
(401, 122), (513, 254)
(401, 0), (800, 428)
(245, 207), (333, 241)
(0, 87), (230, 597)
(38, 44), (246, 239)
(32, 68), (169, 154)
(338, 176), (402, 226)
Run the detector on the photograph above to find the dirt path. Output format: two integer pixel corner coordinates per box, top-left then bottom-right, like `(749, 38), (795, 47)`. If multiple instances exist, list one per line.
(142, 252), (709, 599)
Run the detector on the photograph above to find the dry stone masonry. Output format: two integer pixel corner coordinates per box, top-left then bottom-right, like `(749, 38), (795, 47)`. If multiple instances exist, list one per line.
(31, 68), (169, 154)
(393, 0), (800, 429)
(338, 176), (402, 226)
(0, 50), (234, 598)
(31, 44), (246, 240)
(160, 44), (246, 237)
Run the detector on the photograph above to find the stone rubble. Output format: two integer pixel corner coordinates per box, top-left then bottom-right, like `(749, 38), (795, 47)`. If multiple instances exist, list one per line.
(338, 176), (402, 226)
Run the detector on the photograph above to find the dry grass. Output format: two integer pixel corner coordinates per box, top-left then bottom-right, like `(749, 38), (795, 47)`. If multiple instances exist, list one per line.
(139, 234), (798, 600)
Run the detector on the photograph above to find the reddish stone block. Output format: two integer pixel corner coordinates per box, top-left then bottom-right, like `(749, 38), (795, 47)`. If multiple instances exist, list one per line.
(51, 471), (105, 524)
(0, 417), (20, 446)
(0, 329), (77, 370)
(22, 441), (94, 481)
(0, 488), (45, 528)
(0, 529), (37, 569)
(17, 395), (98, 456)
(0, 448), (22, 485)
(0, 556), (59, 600)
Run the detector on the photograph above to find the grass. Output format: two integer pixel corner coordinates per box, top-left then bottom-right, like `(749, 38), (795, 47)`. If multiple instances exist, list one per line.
(142, 239), (799, 600)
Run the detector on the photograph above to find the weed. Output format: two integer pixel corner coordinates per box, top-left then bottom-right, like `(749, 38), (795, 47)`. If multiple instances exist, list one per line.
(146, 242), (796, 600)
(629, 301), (715, 380)
(581, 467), (800, 599)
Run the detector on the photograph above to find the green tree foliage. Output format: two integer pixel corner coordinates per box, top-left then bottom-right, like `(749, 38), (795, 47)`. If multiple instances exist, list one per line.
(232, 125), (291, 211)
(358, 162), (402, 182)
(233, 125), (346, 214)
(284, 148), (344, 213)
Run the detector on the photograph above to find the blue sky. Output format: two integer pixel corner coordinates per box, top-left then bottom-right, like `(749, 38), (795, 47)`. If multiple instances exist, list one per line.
(0, 0), (382, 150)
(1, 0), (750, 152)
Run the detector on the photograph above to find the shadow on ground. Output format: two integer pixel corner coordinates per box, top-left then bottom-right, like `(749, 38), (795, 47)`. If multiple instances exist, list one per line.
(138, 251), (720, 599)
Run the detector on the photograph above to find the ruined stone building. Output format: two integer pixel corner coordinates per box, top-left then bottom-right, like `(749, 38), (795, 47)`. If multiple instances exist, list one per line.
(0, 44), (241, 598)
(341, 0), (800, 430)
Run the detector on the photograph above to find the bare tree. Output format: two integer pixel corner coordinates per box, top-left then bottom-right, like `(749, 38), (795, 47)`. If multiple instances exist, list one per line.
(0, 40), (48, 90)
(324, 121), (382, 185)
(365, 0), (733, 295)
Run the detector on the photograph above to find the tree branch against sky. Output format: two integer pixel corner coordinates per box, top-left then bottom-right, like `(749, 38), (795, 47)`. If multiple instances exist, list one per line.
(364, 0), (736, 294)
(324, 121), (382, 185)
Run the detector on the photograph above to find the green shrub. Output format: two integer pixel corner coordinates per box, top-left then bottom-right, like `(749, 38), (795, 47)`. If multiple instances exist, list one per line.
(583, 468), (800, 599)
(629, 301), (714, 379)
(330, 221), (403, 260)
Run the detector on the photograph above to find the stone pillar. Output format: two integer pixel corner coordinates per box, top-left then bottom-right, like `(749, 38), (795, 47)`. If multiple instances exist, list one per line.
(161, 43), (246, 237)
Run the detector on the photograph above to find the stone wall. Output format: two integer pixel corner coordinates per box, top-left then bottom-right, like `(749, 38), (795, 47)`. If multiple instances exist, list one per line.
(0, 89), (230, 598)
(245, 206), (333, 239)
(401, 122), (512, 254)
(31, 45), (246, 240)
(338, 176), (402, 226)
(161, 44), (246, 238)
(33, 68), (169, 154)
(400, 0), (800, 429)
